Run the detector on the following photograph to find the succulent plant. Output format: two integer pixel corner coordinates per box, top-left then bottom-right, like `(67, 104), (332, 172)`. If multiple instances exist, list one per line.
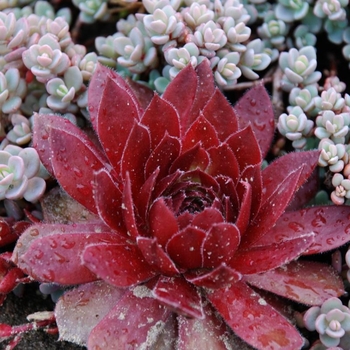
(313, 0), (348, 21)
(279, 46), (321, 92)
(318, 138), (346, 172)
(11, 61), (350, 350)
(6, 113), (32, 145)
(274, 0), (310, 22)
(331, 173), (350, 205)
(304, 297), (350, 348)
(72, 0), (109, 23)
(0, 145), (46, 202)
(278, 105), (314, 149)
(288, 84), (319, 116)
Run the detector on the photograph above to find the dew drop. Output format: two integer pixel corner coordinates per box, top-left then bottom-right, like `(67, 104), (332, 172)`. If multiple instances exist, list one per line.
(54, 252), (67, 263)
(345, 224), (350, 234)
(34, 250), (43, 259)
(250, 99), (256, 106)
(311, 215), (327, 227)
(288, 222), (304, 232)
(43, 270), (55, 281)
(41, 133), (49, 140)
(61, 239), (76, 249)
(73, 167), (83, 178)
(76, 184), (90, 196)
(30, 229), (39, 237)
(49, 239), (58, 249)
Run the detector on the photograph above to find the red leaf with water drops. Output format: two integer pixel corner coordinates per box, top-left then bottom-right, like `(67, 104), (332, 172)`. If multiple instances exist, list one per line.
(17, 232), (123, 284)
(202, 223), (240, 269)
(207, 280), (304, 350)
(137, 237), (179, 276)
(141, 94), (180, 149)
(55, 281), (125, 345)
(261, 150), (319, 205)
(242, 167), (303, 248)
(48, 121), (108, 214)
(152, 276), (204, 319)
(185, 263), (242, 289)
(275, 206), (350, 255)
(83, 242), (156, 287)
(234, 85), (275, 158)
(182, 114), (220, 152)
(87, 288), (171, 349)
(245, 260), (344, 306)
(163, 64), (197, 133)
(125, 77), (154, 110)
(177, 303), (230, 350)
(93, 169), (125, 233)
(149, 197), (179, 248)
(166, 226), (206, 269)
(230, 232), (314, 275)
(202, 88), (239, 142)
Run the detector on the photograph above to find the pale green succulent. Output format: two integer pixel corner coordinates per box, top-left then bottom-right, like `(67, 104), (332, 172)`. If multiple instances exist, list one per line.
(318, 138), (346, 172)
(182, 2), (214, 29)
(72, 0), (109, 23)
(314, 87), (345, 112)
(214, 51), (242, 88)
(313, 0), (348, 21)
(288, 85), (319, 116)
(275, 0), (310, 22)
(6, 113), (32, 145)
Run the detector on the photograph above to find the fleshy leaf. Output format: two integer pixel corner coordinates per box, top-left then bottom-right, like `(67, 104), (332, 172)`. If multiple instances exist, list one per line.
(149, 197), (179, 248)
(261, 150), (319, 205)
(182, 114), (220, 152)
(163, 64), (197, 133)
(230, 232), (314, 275)
(87, 288), (171, 349)
(141, 94), (180, 149)
(245, 261), (344, 306)
(121, 122), (151, 194)
(83, 242), (156, 287)
(202, 88), (239, 142)
(166, 226), (206, 269)
(234, 85), (274, 158)
(48, 121), (108, 214)
(235, 181), (252, 235)
(242, 167), (303, 248)
(96, 76), (141, 170)
(137, 237), (179, 276)
(202, 223), (240, 269)
(185, 263), (242, 289)
(276, 206), (350, 255)
(17, 232), (123, 284)
(93, 168), (125, 233)
(125, 77), (154, 110)
(207, 280), (304, 350)
(152, 276), (204, 319)
(177, 303), (230, 350)
(55, 281), (125, 346)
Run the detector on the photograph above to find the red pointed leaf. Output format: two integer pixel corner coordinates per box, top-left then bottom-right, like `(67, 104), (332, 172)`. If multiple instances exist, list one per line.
(137, 237), (179, 276)
(169, 143), (209, 172)
(83, 242), (156, 287)
(166, 226), (206, 269)
(240, 164), (262, 220)
(152, 276), (204, 318)
(49, 123), (108, 214)
(125, 77), (154, 110)
(245, 261), (344, 305)
(145, 133), (181, 179)
(191, 207), (224, 231)
(226, 125), (262, 170)
(207, 281), (304, 350)
(235, 181), (252, 235)
(185, 263), (242, 289)
(97, 77), (142, 169)
(182, 115), (220, 152)
(0, 219), (14, 247)
(202, 88), (239, 141)
(261, 150), (319, 205)
(207, 143), (240, 182)
(278, 206), (350, 255)
(122, 173), (140, 239)
(88, 288), (171, 349)
(134, 167), (160, 221)
(55, 281), (125, 345)
(203, 223), (240, 268)
(234, 85), (275, 158)
(12, 222), (113, 264)
(17, 232), (123, 284)
(88, 63), (135, 128)
(242, 167), (303, 248)
(230, 232), (314, 275)
(163, 64), (197, 133)
(141, 94), (180, 148)
(149, 197), (179, 248)
(121, 122), (151, 193)
(188, 60), (215, 121)
(93, 169), (125, 233)
(177, 303), (230, 350)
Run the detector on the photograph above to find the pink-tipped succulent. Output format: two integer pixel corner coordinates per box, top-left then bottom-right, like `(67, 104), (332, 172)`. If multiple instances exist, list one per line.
(11, 61), (350, 349)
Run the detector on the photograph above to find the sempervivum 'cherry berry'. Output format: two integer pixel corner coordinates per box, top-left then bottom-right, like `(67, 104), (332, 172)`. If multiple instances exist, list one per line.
(11, 61), (350, 349)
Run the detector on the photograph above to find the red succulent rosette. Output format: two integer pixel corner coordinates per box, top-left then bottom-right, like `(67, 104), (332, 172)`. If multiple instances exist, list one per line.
(12, 62), (350, 349)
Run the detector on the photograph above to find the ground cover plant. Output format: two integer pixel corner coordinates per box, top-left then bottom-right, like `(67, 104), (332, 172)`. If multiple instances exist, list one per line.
(1, 0), (350, 349)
